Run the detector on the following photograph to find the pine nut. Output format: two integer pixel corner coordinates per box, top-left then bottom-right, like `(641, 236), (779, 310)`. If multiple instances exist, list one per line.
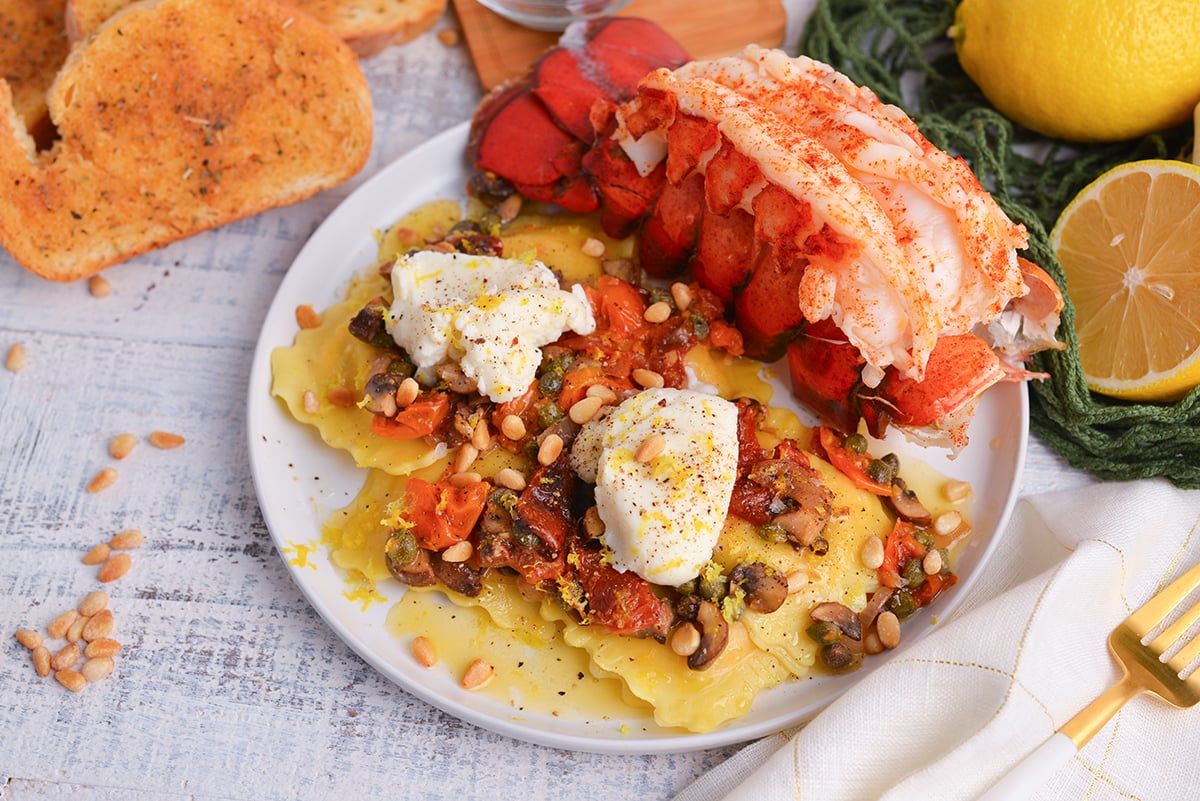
(585, 384), (617, 403)
(923, 549), (944, 575)
(461, 658), (494, 690)
(48, 610), (77, 640)
(670, 282), (692, 311)
(98, 552), (132, 583)
(441, 541), (473, 563)
(326, 386), (356, 407)
(942, 479), (973, 502)
(933, 510), (964, 538)
(295, 304), (323, 329)
(876, 611), (901, 649)
(453, 443), (479, 474)
(78, 591), (109, 617)
(82, 543), (111, 565)
(786, 569), (809, 594)
(85, 638), (122, 658)
(14, 629), (42, 650)
(861, 536), (885, 570)
(582, 506), (605, 538)
(634, 433), (666, 463)
(109, 433), (137, 460)
(581, 237), (606, 258)
(55, 669), (86, 692)
(82, 609), (114, 642)
(537, 433), (563, 466)
(447, 471), (482, 488)
(412, 636), (437, 667)
(148, 430), (185, 449)
(51, 643), (81, 671)
(80, 656), (115, 682)
(471, 419), (491, 451)
(669, 623), (701, 657)
(88, 274), (112, 298)
(500, 414), (526, 440)
(66, 615), (87, 643)
(109, 529), (144, 550)
(643, 301), (671, 324)
(631, 368), (664, 389)
(395, 378), (420, 408)
(32, 646), (51, 677)
(494, 467), (527, 492)
(302, 390), (319, 414)
(568, 395), (604, 424)
(494, 193), (522, 224)
(6, 342), (27, 372)
(87, 467), (119, 493)
(863, 630), (884, 655)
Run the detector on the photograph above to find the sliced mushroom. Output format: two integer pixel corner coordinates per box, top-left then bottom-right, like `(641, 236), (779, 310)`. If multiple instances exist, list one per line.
(362, 372), (403, 417)
(432, 553), (484, 597)
(857, 587), (895, 631)
(688, 599), (729, 671)
(729, 562), (788, 614)
(810, 601), (863, 641)
(348, 299), (399, 351)
(887, 478), (932, 526)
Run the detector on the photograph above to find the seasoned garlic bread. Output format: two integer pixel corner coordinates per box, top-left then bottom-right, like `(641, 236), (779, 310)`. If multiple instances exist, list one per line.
(66, 0), (447, 56)
(0, 0), (70, 146)
(0, 0), (373, 281)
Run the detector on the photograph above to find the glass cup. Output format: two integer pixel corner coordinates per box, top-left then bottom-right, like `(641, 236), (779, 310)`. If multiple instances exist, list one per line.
(475, 0), (633, 31)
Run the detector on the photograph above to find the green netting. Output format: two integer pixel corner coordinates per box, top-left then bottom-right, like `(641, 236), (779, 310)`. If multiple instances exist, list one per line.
(798, 0), (1199, 488)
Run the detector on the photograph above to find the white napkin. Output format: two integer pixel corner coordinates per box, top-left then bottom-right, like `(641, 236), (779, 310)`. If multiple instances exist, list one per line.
(675, 479), (1200, 801)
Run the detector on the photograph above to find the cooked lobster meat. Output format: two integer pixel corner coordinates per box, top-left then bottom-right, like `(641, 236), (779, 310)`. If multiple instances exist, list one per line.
(467, 22), (1063, 450)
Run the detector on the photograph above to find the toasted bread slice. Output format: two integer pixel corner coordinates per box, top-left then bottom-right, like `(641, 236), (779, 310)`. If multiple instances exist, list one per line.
(67, 0), (446, 56)
(0, 0), (373, 281)
(0, 0), (71, 146)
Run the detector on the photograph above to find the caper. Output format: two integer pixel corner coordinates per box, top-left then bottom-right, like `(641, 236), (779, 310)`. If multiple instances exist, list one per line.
(538, 369), (564, 397)
(512, 519), (541, 549)
(887, 588), (917, 620)
(385, 356), (415, 377)
(806, 620), (842, 644)
(537, 402), (564, 430)
(384, 530), (419, 569)
(696, 569), (728, 602)
(809, 536), (830, 556)
(819, 640), (856, 670)
(690, 313), (710, 339)
(902, 557), (927, 590)
(844, 432), (868, 454)
(880, 452), (900, 472)
(866, 458), (897, 485)
(647, 287), (672, 306)
(913, 529), (935, 549)
(758, 521), (789, 544)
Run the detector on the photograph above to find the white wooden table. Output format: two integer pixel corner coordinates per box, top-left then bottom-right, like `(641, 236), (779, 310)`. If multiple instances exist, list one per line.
(0, 10), (1095, 800)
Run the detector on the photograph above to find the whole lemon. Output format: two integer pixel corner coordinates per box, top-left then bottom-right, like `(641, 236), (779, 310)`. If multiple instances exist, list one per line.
(952, 0), (1200, 142)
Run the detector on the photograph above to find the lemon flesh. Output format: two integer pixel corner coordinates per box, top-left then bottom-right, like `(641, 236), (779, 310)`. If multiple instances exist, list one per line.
(1051, 160), (1200, 401)
(953, 0), (1200, 142)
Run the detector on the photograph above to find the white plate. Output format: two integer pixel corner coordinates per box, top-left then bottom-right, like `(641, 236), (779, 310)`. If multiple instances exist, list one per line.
(246, 122), (1027, 755)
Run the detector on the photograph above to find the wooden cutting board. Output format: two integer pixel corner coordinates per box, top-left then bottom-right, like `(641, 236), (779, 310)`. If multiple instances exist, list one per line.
(451, 0), (787, 90)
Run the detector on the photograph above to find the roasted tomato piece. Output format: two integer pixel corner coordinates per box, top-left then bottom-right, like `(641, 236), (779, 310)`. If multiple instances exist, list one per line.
(403, 478), (489, 551)
(371, 393), (451, 440)
(567, 542), (672, 637)
(815, 426), (891, 496)
(515, 458), (576, 552)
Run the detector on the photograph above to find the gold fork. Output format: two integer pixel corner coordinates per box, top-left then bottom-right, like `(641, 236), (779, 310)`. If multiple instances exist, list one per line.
(978, 559), (1200, 800)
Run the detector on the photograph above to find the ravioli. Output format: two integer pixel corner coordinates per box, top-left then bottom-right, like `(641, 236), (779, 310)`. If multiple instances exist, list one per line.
(275, 200), (905, 734)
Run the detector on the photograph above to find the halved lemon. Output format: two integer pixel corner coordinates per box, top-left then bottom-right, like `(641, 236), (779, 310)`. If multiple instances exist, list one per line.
(1050, 159), (1200, 402)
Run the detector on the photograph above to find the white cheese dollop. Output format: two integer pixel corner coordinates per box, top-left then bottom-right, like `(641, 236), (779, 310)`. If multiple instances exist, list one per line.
(570, 388), (739, 586)
(386, 251), (596, 403)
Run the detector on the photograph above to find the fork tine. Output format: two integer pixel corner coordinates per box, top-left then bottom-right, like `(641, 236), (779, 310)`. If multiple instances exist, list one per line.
(1128, 561), (1200, 636)
(1151, 596), (1200, 654)
(1167, 628), (1200, 676)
